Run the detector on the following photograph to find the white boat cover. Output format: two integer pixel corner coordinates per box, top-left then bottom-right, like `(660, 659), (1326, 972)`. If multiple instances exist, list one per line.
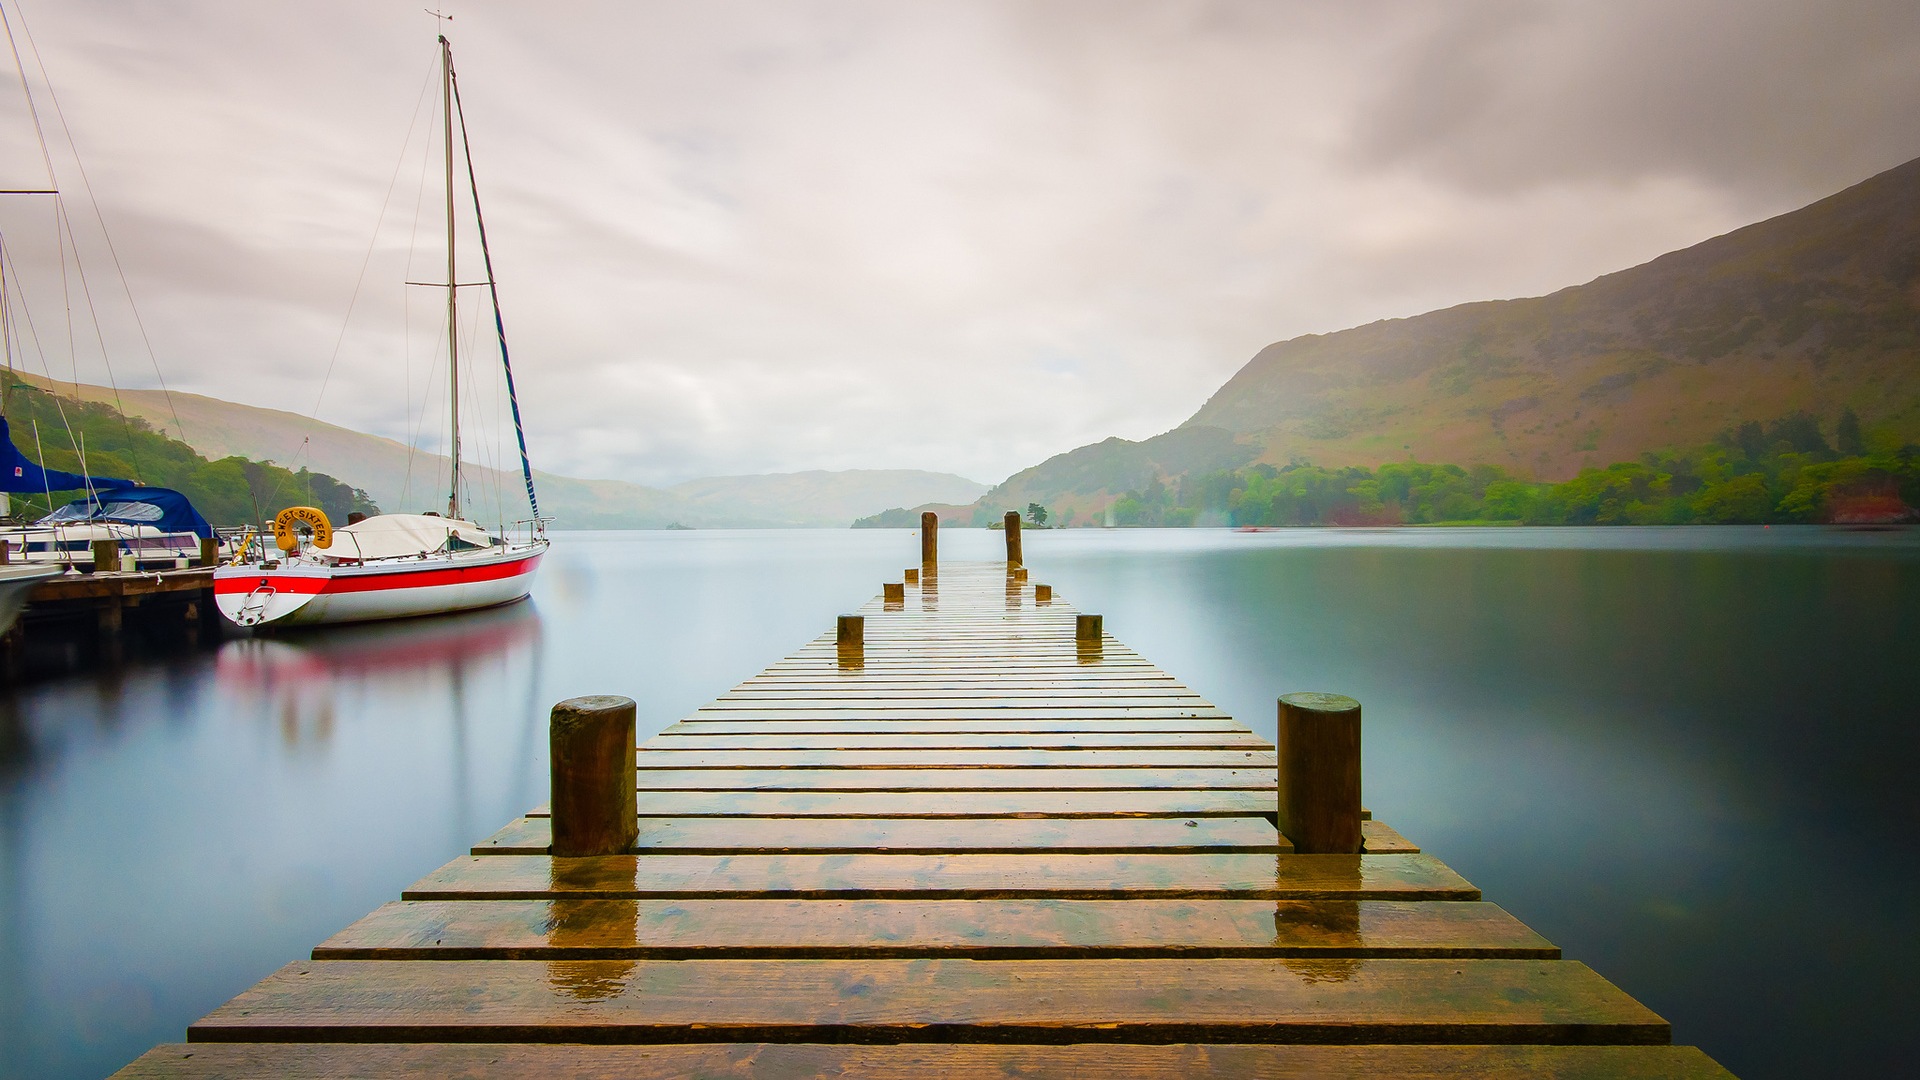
(326, 514), (496, 561)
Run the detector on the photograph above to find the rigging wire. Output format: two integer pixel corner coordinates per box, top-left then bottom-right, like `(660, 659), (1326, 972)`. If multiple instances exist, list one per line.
(310, 50), (439, 431)
(10, 1), (185, 445)
(449, 55), (540, 521)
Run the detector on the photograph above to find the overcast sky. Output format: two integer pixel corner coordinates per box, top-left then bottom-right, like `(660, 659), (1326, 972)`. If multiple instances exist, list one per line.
(0, 1), (1915, 487)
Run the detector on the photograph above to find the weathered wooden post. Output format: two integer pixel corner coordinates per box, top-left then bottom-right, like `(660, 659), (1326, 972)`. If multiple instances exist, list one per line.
(549, 695), (638, 857)
(1075, 613), (1102, 641)
(1035, 584), (1053, 602)
(1012, 567), (1028, 583)
(1004, 510), (1022, 567)
(837, 614), (865, 645)
(199, 537), (220, 568)
(920, 511), (938, 568)
(1276, 692), (1363, 854)
(0, 538), (10, 565)
(904, 568), (919, 584)
(90, 539), (117, 575)
(883, 582), (905, 603)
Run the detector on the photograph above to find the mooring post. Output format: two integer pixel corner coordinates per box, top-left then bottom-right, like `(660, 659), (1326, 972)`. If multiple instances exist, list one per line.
(920, 511), (938, 568)
(1035, 584), (1053, 602)
(0, 539), (10, 565)
(1012, 567), (1028, 583)
(90, 539), (117, 575)
(199, 537), (220, 568)
(837, 614), (865, 645)
(883, 582), (904, 602)
(904, 567), (919, 584)
(1004, 510), (1022, 567)
(548, 695), (638, 857)
(1075, 614), (1102, 641)
(1276, 692), (1363, 854)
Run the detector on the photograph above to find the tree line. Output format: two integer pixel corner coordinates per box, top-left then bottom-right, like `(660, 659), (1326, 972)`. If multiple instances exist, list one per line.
(1109, 410), (1919, 527)
(3, 382), (379, 527)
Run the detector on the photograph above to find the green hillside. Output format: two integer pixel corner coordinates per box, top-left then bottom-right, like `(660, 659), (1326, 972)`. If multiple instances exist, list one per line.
(0, 381), (377, 526)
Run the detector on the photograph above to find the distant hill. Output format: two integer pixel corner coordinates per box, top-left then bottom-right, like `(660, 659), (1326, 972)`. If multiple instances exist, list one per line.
(969, 427), (1259, 525)
(671, 471), (986, 528)
(13, 373), (984, 528)
(1186, 155), (1920, 479)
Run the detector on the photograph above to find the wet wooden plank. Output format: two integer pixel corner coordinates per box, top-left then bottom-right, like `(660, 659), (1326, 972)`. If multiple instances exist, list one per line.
(646, 730), (1269, 749)
(631, 767), (1276, 790)
(669, 718), (1254, 734)
(634, 749), (1276, 769)
(472, 815), (1288, 855)
(1362, 821), (1420, 854)
(715, 690), (1215, 702)
(685, 708), (1234, 721)
(113, 1042), (1738, 1079)
(187, 957), (1667, 1044)
(315, 898), (1556, 960)
(526, 790), (1368, 819)
(402, 852), (1477, 901)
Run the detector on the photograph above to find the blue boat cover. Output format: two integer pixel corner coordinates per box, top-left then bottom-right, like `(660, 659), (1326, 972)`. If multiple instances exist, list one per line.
(39, 486), (215, 539)
(0, 415), (137, 494)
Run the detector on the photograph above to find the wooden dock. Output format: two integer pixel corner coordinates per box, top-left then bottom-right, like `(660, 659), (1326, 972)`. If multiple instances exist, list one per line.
(4, 564), (216, 673)
(115, 553), (1734, 1077)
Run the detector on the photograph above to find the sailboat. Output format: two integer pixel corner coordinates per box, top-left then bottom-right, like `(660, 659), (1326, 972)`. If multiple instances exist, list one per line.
(214, 34), (548, 629)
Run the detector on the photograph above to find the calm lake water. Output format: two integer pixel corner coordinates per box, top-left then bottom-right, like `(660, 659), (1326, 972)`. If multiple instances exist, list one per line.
(1, 526), (1914, 1078)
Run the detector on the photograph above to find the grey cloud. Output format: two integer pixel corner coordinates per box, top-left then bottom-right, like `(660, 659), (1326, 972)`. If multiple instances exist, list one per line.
(1, 1), (1911, 488)
(1352, 0), (1920, 206)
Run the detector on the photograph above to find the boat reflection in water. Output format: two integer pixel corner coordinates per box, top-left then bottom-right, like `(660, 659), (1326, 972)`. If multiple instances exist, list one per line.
(217, 601), (544, 749)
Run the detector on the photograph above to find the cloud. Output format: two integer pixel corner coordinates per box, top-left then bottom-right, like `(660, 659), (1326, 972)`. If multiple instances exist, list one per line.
(1, 0), (1912, 487)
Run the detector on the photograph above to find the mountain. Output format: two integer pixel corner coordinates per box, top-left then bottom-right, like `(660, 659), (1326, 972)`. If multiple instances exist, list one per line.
(1186, 155), (1920, 478)
(11, 373), (982, 527)
(952, 154), (1920, 525)
(970, 427), (1259, 525)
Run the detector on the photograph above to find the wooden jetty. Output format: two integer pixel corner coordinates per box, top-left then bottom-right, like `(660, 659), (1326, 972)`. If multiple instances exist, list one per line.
(3, 542), (219, 673)
(116, 520), (1734, 1077)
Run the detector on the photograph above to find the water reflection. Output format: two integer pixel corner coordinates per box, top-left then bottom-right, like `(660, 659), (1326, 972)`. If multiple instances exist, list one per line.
(2, 527), (1912, 1080)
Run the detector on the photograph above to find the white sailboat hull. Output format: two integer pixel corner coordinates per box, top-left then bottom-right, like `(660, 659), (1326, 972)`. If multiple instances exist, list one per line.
(214, 542), (545, 628)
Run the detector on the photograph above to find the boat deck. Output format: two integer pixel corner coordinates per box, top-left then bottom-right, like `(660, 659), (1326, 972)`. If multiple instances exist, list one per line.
(115, 561), (1734, 1077)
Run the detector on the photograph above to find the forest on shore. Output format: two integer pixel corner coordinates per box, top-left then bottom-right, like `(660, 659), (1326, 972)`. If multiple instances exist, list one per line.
(3, 382), (379, 526)
(1105, 411), (1918, 527)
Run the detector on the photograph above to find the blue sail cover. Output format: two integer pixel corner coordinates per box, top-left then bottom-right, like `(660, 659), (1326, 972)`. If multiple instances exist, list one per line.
(41, 487), (214, 539)
(0, 415), (136, 494)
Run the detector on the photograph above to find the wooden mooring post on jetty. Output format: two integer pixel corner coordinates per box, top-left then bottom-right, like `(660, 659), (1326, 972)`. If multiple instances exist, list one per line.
(117, 530), (1735, 1077)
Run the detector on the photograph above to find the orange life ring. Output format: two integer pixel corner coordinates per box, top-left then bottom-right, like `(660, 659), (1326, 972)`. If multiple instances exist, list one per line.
(273, 506), (333, 551)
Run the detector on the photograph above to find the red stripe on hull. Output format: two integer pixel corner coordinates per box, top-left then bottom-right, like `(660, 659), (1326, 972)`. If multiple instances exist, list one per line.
(215, 552), (542, 596)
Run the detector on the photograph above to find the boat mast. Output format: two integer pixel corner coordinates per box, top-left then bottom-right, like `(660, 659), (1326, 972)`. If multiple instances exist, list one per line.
(441, 33), (461, 520)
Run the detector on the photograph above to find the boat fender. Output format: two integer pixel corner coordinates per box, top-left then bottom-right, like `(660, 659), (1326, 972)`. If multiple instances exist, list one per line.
(273, 506), (333, 551)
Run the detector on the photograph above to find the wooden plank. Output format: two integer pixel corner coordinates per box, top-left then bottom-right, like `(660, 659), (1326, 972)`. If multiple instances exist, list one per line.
(684, 708), (1234, 721)
(186, 957), (1668, 1044)
(715, 689), (1215, 701)
(704, 697), (1218, 710)
(315, 898), (1556, 960)
(402, 852), (1478, 901)
(472, 815), (1289, 855)
(667, 718), (1254, 734)
(114, 1042), (1739, 1079)
(630, 767), (1276, 790)
(1362, 821), (1420, 853)
(634, 749), (1276, 769)
(645, 731), (1269, 749)
(529, 791), (1371, 818)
